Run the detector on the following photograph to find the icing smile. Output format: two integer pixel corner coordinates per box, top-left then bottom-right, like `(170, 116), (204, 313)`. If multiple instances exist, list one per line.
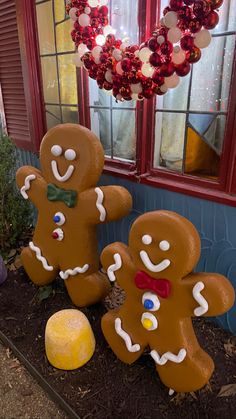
(140, 250), (171, 273)
(51, 160), (75, 182)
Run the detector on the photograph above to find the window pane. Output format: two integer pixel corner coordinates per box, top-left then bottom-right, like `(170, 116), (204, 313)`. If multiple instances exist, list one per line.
(90, 108), (111, 156)
(62, 106), (79, 124)
(46, 105), (62, 129)
(89, 79), (111, 107)
(211, 0), (236, 34)
(154, 112), (186, 172)
(111, 0), (139, 42)
(58, 54), (77, 104)
(112, 110), (136, 160)
(54, 0), (67, 23)
(190, 35), (235, 113)
(41, 57), (59, 103)
(36, 1), (55, 55)
(156, 73), (190, 111)
(56, 19), (75, 53)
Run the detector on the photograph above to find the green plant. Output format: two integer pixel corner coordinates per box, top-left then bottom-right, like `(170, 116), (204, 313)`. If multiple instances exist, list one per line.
(0, 134), (32, 256)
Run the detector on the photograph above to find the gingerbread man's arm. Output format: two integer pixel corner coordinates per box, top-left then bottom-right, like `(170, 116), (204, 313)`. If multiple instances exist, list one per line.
(182, 272), (235, 317)
(16, 166), (47, 209)
(79, 186), (132, 224)
(101, 242), (136, 291)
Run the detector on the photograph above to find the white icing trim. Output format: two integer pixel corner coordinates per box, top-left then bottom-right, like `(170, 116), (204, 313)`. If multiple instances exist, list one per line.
(20, 174), (36, 199)
(159, 240), (170, 251)
(150, 349), (187, 366)
(142, 292), (160, 312)
(141, 312), (158, 331)
(115, 318), (141, 353)
(140, 250), (171, 272)
(142, 235), (152, 245)
(51, 160), (74, 182)
(192, 281), (209, 316)
(59, 264), (89, 280)
(29, 241), (54, 271)
(107, 253), (122, 282)
(53, 228), (64, 241)
(95, 187), (106, 222)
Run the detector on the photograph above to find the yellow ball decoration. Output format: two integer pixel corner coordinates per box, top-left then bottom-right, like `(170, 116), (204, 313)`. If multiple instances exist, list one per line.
(45, 309), (95, 370)
(142, 318), (153, 330)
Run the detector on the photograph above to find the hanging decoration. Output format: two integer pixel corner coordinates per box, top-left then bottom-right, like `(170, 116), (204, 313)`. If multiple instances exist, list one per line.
(66, 0), (224, 102)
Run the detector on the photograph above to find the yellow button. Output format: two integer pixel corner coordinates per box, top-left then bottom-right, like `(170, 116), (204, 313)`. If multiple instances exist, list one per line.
(142, 318), (153, 330)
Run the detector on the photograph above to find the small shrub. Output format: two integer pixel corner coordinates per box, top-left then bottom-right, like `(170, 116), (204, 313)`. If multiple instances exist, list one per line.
(0, 134), (32, 256)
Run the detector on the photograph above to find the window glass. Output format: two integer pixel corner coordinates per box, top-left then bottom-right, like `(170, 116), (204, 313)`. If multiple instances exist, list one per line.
(154, 0), (236, 179)
(36, 0), (78, 129)
(88, 0), (139, 161)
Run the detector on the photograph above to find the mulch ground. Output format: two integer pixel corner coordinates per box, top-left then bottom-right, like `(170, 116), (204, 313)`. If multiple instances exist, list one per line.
(0, 270), (236, 419)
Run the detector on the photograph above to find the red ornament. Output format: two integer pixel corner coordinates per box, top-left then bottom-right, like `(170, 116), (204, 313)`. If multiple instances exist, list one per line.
(170, 0), (184, 10)
(149, 53), (162, 67)
(186, 46), (201, 63)
(148, 37), (159, 52)
(175, 61), (191, 76)
(159, 62), (175, 77)
(209, 0), (224, 10)
(193, 0), (211, 17)
(203, 11), (219, 29)
(152, 71), (165, 86)
(180, 35), (194, 50)
(189, 18), (202, 33)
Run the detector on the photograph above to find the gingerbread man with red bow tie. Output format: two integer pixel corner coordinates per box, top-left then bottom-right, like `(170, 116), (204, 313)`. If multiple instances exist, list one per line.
(101, 210), (235, 393)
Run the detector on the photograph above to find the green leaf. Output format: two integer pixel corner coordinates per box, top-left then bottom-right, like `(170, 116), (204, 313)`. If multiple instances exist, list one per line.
(37, 285), (53, 302)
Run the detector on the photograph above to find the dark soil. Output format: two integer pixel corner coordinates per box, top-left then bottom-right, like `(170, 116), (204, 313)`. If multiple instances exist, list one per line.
(0, 271), (236, 419)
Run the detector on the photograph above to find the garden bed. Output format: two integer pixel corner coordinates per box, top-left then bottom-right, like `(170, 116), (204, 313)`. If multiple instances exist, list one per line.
(0, 270), (236, 419)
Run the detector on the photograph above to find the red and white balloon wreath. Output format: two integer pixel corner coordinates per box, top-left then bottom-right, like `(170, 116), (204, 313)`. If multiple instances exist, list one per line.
(67, 0), (224, 101)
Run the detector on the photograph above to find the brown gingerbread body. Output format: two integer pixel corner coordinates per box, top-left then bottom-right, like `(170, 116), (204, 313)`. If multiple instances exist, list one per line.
(16, 124), (132, 307)
(101, 211), (235, 393)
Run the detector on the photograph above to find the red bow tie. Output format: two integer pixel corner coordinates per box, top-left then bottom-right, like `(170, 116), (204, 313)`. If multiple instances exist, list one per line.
(134, 271), (171, 298)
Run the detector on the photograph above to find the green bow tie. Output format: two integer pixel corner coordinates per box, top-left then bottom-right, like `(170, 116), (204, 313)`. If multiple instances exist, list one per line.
(47, 183), (77, 208)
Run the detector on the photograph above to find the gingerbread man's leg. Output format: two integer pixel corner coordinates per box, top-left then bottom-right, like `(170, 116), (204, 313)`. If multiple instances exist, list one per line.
(102, 309), (147, 364)
(21, 245), (57, 286)
(62, 271), (111, 307)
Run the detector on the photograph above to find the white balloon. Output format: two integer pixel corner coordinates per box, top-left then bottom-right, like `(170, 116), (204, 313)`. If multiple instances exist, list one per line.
(157, 35), (165, 45)
(96, 35), (106, 46)
(78, 13), (90, 27)
(172, 49), (186, 65)
(167, 27), (182, 43)
(164, 74), (180, 88)
(78, 43), (89, 57)
(91, 46), (102, 58)
(105, 70), (113, 83)
(139, 47), (152, 62)
(194, 29), (211, 49)
(164, 11), (178, 29)
(100, 0), (108, 4)
(141, 63), (155, 78)
(131, 83), (142, 94)
(69, 8), (78, 21)
(84, 7), (91, 14)
(160, 84), (168, 93)
(113, 48), (122, 61)
(116, 62), (124, 75)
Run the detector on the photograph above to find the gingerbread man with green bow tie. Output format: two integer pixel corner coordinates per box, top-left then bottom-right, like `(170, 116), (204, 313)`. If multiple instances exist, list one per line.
(16, 124), (132, 307)
(101, 210), (235, 393)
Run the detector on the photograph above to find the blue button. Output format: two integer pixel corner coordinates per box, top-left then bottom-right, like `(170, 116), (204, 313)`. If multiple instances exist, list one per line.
(144, 299), (154, 310)
(53, 215), (60, 223)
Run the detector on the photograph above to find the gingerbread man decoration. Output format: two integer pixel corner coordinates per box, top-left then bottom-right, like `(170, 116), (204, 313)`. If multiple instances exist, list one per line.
(16, 124), (132, 307)
(101, 211), (235, 393)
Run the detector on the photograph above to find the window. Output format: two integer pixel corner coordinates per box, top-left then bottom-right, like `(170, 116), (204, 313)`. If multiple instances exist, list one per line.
(14, 0), (236, 204)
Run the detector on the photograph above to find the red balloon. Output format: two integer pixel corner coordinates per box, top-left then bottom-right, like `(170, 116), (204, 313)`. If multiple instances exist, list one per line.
(149, 53), (162, 67)
(186, 46), (201, 63)
(148, 37), (159, 52)
(180, 35), (195, 50)
(159, 62), (175, 77)
(189, 18), (202, 33)
(175, 61), (191, 76)
(209, 0), (224, 10)
(203, 11), (219, 29)
(193, 0), (211, 17)
(169, 0), (184, 10)
(152, 71), (165, 86)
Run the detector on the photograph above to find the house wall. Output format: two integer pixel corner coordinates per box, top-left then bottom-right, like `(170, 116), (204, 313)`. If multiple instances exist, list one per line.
(16, 149), (236, 334)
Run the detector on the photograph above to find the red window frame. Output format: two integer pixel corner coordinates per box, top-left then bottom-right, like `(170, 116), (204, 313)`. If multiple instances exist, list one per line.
(16, 0), (236, 206)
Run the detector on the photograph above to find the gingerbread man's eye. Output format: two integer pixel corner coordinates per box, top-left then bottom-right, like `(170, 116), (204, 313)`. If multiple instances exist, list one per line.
(65, 149), (76, 161)
(51, 145), (62, 157)
(159, 240), (170, 251)
(142, 234), (152, 245)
